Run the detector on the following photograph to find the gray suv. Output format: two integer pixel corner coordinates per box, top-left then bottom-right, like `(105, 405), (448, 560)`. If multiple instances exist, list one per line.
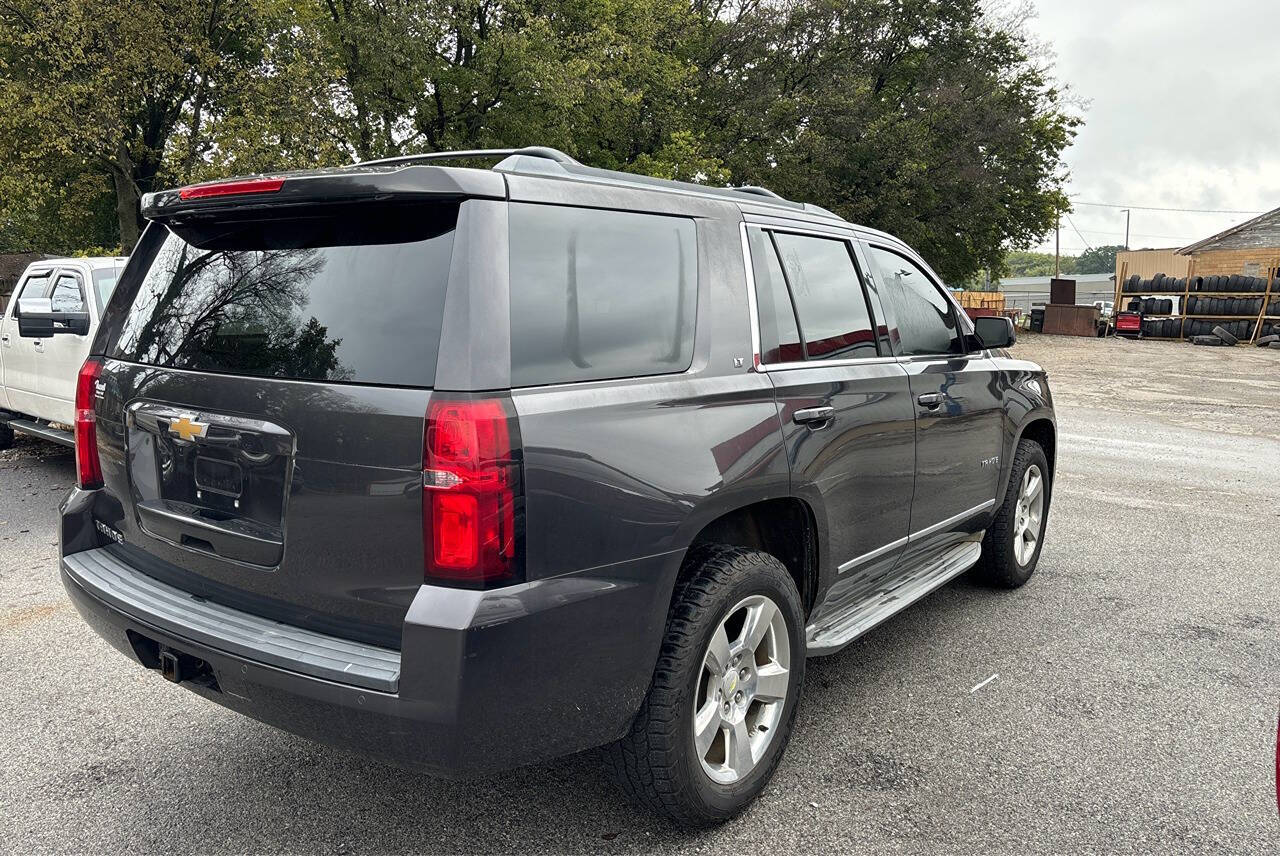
(57, 147), (1054, 825)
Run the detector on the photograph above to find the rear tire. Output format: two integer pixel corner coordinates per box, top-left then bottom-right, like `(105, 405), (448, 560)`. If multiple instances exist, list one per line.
(606, 545), (805, 826)
(0, 422), (13, 450)
(976, 439), (1050, 588)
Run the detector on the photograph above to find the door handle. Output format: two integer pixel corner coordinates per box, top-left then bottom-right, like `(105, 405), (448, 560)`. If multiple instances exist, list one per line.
(916, 392), (943, 409)
(0, 334), (9, 345)
(793, 406), (835, 425)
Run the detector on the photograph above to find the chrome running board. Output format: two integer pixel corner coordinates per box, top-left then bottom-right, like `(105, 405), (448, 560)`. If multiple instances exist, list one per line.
(805, 540), (982, 656)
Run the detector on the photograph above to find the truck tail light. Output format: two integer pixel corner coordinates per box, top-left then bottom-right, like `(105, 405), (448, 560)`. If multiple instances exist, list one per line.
(75, 358), (103, 489)
(422, 395), (523, 586)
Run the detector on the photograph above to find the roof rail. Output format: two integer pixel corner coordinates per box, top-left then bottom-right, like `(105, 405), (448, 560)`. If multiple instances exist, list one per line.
(350, 146), (579, 169)
(733, 185), (784, 199)
(347, 144), (846, 224)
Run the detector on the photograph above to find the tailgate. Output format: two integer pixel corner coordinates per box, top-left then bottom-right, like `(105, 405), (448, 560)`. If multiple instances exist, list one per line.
(86, 200), (459, 647)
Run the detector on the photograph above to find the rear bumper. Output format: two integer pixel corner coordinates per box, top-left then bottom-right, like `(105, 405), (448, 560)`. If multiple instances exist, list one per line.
(61, 499), (678, 777)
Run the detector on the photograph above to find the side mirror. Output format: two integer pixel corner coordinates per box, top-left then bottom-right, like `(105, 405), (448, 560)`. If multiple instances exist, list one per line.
(973, 315), (1016, 350)
(16, 297), (90, 337)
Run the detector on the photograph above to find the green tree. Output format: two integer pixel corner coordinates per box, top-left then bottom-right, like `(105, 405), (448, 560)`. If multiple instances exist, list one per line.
(1075, 244), (1123, 275)
(0, 0), (272, 249)
(0, 0), (1076, 270)
(693, 0), (1077, 281)
(1004, 250), (1078, 278)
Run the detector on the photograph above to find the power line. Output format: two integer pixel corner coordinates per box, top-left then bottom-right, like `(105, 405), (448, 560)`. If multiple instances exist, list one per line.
(1071, 226), (1197, 242)
(1070, 200), (1267, 215)
(1063, 213), (1093, 252)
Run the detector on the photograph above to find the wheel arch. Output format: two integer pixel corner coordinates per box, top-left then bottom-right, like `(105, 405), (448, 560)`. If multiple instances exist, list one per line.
(998, 412), (1056, 509)
(676, 495), (820, 619)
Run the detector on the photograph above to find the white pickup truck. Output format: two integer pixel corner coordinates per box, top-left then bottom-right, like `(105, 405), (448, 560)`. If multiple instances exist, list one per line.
(0, 256), (127, 449)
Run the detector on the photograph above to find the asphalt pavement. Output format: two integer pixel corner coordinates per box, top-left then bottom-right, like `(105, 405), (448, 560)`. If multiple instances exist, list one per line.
(1, 334), (1278, 854)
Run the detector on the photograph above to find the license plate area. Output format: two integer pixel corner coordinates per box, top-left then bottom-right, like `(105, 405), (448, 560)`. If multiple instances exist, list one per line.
(194, 455), (244, 499)
(126, 403), (294, 566)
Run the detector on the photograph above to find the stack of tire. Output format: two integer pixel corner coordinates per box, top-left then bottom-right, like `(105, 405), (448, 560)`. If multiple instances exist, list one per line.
(1267, 298), (1280, 317)
(1140, 317), (1184, 338)
(1188, 320), (1253, 346)
(1127, 297), (1175, 314)
(1123, 272), (1271, 294)
(1184, 318), (1253, 339)
(1190, 274), (1270, 292)
(1259, 321), (1280, 349)
(1121, 274), (1186, 293)
(1185, 296), (1264, 316)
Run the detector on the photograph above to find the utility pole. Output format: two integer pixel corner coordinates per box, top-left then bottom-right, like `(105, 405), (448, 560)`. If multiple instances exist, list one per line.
(1054, 213), (1060, 277)
(1122, 209), (1130, 249)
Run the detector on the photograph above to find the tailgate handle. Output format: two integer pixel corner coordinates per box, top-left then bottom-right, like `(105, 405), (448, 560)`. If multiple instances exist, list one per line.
(793, 406), (835, 426)
(137, 500), (283, 567)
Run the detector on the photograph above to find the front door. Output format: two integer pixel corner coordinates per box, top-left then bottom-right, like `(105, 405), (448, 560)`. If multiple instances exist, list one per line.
(746, 225), (916, 620)
(33, 268), (94, 424)
(1, 267), (56, 417)
(862, 243), (1004, 556)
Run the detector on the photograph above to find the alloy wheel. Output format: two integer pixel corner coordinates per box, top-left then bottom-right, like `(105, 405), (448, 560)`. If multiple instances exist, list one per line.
(1013, 463), (1045, 566)
(692, 594), (791, 784)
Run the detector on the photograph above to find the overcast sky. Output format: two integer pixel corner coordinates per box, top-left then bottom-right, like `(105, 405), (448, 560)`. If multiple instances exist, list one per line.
(1026, 0), (1280, 255)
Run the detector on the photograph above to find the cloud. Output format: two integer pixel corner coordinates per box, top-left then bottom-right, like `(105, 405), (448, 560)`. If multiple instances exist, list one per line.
(1028, 0), (1280, 252)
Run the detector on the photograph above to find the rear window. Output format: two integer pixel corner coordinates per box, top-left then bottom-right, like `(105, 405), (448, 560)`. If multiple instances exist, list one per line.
(91, 268), (119, 309)
(508, 203), (697, 387)
(108, 203), (457, 386)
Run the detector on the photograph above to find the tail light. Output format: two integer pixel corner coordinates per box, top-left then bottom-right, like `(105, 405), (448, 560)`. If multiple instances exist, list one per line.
(422, 395), (523, 586)
(178, 177), (285, 200)
(75, 358), (103, 489)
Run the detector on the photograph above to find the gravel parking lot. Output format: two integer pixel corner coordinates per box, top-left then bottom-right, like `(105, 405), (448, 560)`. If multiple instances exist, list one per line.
(2, 334), (1278, 855)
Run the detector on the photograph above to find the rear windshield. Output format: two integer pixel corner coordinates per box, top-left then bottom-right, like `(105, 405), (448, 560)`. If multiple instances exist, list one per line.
(108, 203), (457, 387)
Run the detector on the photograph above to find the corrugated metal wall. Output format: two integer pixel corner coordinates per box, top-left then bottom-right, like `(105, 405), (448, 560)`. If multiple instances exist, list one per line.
(1114, 249), (1190, 282)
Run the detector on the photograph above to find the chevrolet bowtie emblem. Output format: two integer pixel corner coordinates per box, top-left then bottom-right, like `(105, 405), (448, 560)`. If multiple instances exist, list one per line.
(168, 416), (209, 442)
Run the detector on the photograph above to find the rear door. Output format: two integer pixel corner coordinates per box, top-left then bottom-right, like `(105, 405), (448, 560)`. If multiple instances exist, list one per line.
(1, 267), (56, 416)
(91, 200), (464, 647)
(861, 242), (1003, 553)
(747, 224), (915, 617)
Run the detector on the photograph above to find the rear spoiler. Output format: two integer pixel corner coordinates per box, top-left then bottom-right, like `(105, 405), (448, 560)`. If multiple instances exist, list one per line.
(141, 164), (507, 222)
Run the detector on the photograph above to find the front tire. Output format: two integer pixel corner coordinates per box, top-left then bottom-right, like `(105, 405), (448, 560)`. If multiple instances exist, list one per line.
(606, 545), (805, 826)
(0, 422), (13, 451)
(977, 438), (1051, 587)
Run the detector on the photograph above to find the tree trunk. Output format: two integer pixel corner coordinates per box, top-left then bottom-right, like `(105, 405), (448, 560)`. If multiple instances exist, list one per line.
(107, 142), (142, 251)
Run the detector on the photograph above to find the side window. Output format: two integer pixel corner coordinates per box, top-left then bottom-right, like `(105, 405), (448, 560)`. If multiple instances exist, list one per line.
(49, 273), (86, 313)
(866, 246), (960, 357)
(771, 232), (877, 360)
(747, 229), (802, 363)
(92, 268), (120, 309)
(508, 203), (697, 387)
(9, 271), (53, 313)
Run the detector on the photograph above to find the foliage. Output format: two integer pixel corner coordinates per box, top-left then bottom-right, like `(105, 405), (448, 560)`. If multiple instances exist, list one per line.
(0, 0), (1077, 278)
(1004, 249), (1078, 278)
(696, 0), (1077, 280)
(0, 0), (273, 248)
(0, 165), (116, 253)
(1075, 244), (1124, 275)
